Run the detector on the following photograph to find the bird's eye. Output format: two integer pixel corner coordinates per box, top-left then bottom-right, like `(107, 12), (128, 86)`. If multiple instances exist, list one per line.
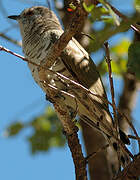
(26, 11), (34, 16)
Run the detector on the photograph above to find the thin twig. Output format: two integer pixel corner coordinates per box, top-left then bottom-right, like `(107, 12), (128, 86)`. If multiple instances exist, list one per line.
(128, 135), (140, 141)
(0, 33), (22, 47)
(102, 0), (140, 34)
(80, 32), (95, 41)
(104, 42), (121, 169)
(47, 83), (76, 99)
(104, 42), (117, 124)
(85, 144), (109, 162)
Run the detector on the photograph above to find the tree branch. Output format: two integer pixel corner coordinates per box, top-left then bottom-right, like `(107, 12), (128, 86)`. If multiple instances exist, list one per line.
(0, 32), (22, 47)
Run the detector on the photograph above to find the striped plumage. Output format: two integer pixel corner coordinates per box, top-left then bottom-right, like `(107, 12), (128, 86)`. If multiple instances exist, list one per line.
(8, 6), (130, 166)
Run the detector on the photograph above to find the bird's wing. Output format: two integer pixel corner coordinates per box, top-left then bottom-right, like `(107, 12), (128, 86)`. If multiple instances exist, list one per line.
(60, 37), (115, 133)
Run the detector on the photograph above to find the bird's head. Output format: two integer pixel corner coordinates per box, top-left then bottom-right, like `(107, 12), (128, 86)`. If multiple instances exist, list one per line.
(8, 6), (62, 37)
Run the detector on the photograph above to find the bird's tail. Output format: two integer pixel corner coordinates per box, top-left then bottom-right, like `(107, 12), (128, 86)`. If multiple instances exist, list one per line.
(108, 131), (131, 167)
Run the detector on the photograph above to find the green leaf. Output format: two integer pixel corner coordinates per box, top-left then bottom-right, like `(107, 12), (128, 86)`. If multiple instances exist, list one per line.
(111, 39), (131, 56)
(28, 106), (66, 154)
(90, 6), (109, 21)
(128, 42), (140, 80)
(111, 59), (127, 75)
(5, 106), (66, 154)
(106, 4), (120, 26)
(32, 117), (51, 131)
(6, 122), (24, 136)
(98, 0), (120, 25)
(134, 0), (140, 12)
(83, 2), (94, 13)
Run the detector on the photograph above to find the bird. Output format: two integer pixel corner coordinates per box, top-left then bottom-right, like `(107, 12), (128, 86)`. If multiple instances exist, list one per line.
(8, 6), (130, 166)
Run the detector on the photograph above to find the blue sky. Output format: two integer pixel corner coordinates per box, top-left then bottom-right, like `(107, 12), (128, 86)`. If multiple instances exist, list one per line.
(0, 0), (139, 180)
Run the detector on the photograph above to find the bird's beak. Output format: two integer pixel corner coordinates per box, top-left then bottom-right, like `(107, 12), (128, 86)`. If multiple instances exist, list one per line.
(8, 15), (20, 20)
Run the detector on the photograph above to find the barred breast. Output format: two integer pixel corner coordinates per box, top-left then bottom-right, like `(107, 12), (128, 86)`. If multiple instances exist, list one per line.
(22, 29), (69, 87)
(22, 28), (114, 136)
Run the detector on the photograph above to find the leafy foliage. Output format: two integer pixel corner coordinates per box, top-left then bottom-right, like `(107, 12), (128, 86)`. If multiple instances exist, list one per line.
(6, 122), (24, 136)
(6, 107), (66, 154)
(83, 3), (94, 13)
(134, 0), (140, 12)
